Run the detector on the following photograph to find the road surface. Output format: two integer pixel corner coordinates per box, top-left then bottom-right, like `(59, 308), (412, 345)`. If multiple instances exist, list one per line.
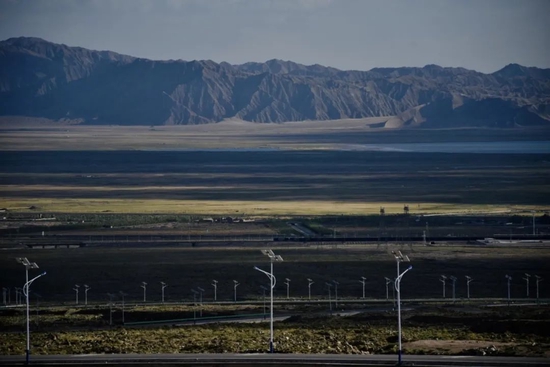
(0, 353), (549, 366)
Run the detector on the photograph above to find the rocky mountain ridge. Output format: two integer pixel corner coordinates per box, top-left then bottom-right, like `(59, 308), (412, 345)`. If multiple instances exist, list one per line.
(1, 37), (549, 127)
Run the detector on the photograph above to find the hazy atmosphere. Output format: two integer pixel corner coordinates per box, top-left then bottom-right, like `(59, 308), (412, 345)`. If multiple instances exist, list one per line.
(1, 0), (549, 72)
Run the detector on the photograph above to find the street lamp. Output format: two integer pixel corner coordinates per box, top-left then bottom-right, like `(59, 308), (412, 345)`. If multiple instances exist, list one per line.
(505, 275), (512, 304)
(360, 277), (366, 299)
(260, 285), (268, 319)
(191, 289), (199, 321)
(325, 282), (333, 313)
(535, 275), (543, 301)
(255, 249), (283, 353)
(332, 280), (339, 308)
(465, 276), (473, 299)
(119, 291), (127, 323)
(16, 257), (45, 365)
(160, 282), (168, 303)
(73, 284), (80, 305)
(197, 287), (205, 317)
(212, 280), (218, 301)
(107, 293), (115, 326)
(307, 278), (314, 300)
(233, 280), (240, 302)
(141, 282), (147, 302)
(392, 251), (412, 366)
(385, 277), (392, 300)
(439, 275), (447, 298)
(449, 276), (457, 302)
(523, 273), (530, 298)
(84, 285), (91, 306)
(284, 278), (291, 299)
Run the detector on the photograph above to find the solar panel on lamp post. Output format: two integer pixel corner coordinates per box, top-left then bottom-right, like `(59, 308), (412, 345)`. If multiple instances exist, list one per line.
(360, 277), (366, 299)
(535, 275), (543, 301)
(505, 275), (512, 305)
(465, 276), (473, 300)
(160, 282), (167, 303)
(449, 276), (457, 302)
(523, 274), (530, 298)
(73, 284), (80, 305)
(439, 275), (447, 298)
(141, 282), (147, 303)
(16, 257), (45, 366)
(284, 278), (291, 299)
(212, 280), (218, 302)
(233, 280), (240, 302)
(255, 249), (283, 353)
(307, 278), (314, 300)
(392, 251), (412, 367)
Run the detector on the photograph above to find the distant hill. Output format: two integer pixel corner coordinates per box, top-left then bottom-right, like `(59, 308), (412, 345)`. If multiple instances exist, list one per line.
(1, 37), (549, 127)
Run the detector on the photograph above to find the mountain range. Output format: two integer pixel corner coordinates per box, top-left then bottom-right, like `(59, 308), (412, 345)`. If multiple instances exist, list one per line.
(1, 37), (549, 128)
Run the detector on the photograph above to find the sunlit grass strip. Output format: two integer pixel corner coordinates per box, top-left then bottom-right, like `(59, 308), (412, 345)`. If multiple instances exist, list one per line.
(0, 197), (541, 215)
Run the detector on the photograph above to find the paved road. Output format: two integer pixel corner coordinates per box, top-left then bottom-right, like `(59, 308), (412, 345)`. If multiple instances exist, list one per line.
(0, 353), (548, 366)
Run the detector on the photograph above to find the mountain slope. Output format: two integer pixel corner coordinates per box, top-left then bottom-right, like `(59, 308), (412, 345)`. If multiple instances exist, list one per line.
(0, 37), (549, 127)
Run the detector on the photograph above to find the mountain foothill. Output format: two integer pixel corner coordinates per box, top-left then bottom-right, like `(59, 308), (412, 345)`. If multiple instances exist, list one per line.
(1, 37), (549, 128)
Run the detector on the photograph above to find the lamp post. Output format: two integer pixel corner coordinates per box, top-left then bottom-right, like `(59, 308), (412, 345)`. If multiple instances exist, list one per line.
(16, 257), (45, 365)
(197, 287), (204, 317)
(535, 275), (543, 301)
(465, 276), (473, 299)
(325, 282), (333, 313)
(233, 280), (240, 302)
(15, 287), (21, 305)
(307, 278), (314, 300)
(255, 249), (283, 353)
(392, 251), (412, 366)
(160, 282), (168, 303)
(73, 284), (80, 305)
(284, 278), (291, 299)
(439, 275), (447, 298)
(385, 277), (392, 300)
(84, 285), (91, 306)
(119, 291), (127, 323)
(260, 285), (268, 319)
(505, 275), (512, 305)
(141, 282), (147, 302)
(191, 289), (198, 321)
(2, 287), (7, 305)
(332, 280), (339, 308)
(449, 276), (457, 302)
(523, 273), (530, 298)
(107, 293), (115, 326)
(360, 277), (366, 299)
(212, 280), (218, 301)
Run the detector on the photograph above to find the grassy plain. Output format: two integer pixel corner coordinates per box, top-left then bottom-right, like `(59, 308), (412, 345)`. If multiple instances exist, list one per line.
(1, 306), (549, 356)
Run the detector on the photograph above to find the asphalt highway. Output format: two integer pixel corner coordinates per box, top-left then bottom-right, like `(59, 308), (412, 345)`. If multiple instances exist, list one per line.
(0, 353), (549, 366)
